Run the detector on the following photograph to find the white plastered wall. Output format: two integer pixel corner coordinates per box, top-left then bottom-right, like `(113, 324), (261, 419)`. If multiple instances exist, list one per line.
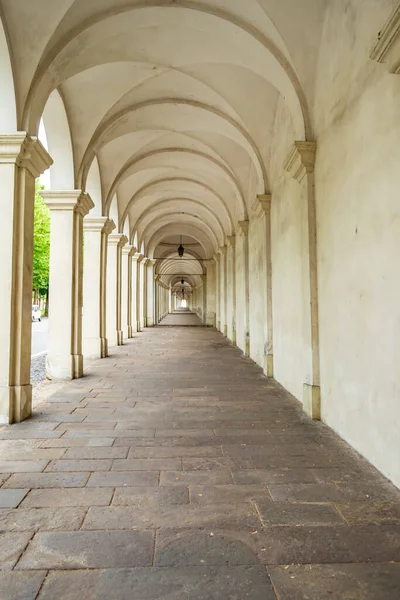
(313, 0), (400, 487)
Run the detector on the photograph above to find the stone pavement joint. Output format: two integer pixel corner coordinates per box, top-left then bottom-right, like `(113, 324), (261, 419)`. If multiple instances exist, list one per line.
(0, 325), (399, 599)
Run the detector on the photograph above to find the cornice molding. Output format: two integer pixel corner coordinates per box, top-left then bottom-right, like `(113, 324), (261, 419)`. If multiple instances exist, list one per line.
(251, 194), (271, 219)
(108, 233), (128, 248)
(41, 190), (94, 217)
(83, 216), (115, 235)
(0, 133), (53, 177)
(226, 235), (236, 248)
(370, 4), (400, 74)
(283, 141), (316, 183)
(122, 244), (135, 256)
(236, 220), (249, 237)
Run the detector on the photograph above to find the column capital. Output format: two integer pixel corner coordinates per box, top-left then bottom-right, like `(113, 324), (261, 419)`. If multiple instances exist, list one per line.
(41, 190), (94, 217)
(226, 235), (236, 248)
(283, 141), (316, 183)
(132, 252), (144, 263)
(0, 133), (53, 177)
(200, 274), (206, 281)
(219, 245), (227, 256)
(122, 244), (135, 256)
(108, 233), (128, 248)
(83, 217), (116, 235)
(146, 259), (157, 267)
(154, 274), (160, 282)
(236, 220), (249, 237)
(251, 194), (272, 218)
(142, 257), (150, 266)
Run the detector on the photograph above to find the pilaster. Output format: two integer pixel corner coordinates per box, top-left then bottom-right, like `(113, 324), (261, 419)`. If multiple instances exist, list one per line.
(106, 233), (128, 347)
(252, 194), (274, 377)
(284, 140), (320, 419)
(83, 217), (115, 359)
(122, 244), (135, 339)
(42, 190), (94, 380)
(0, 134), (52, 423)
(226, 235), (236, 344)
(236, 220), (250, 356)
(146, 259), (156, 327)
(131, 253), (142, 332)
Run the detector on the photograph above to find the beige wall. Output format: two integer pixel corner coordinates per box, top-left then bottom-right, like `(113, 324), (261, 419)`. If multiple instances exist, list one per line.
(314, 0), (400, 487)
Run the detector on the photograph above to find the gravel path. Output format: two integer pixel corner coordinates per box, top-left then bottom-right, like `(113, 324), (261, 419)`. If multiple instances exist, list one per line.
(31, 353), (47, 384)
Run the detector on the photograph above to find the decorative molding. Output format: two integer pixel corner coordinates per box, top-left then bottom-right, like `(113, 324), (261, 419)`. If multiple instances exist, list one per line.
(83, 217), (115, 235)
(251, 194), (271, 219)
(41, 190), (94, 218)
(236, 220), (249, 237)
(283, 141), (316, 183)
(370, 4), (400, 74)
(226, 235), (236, 248)
(0, 133), (53, 177)
(219, 245), (227, 256)
(122, 244), (135, 256)
(108, 233), (128, 248)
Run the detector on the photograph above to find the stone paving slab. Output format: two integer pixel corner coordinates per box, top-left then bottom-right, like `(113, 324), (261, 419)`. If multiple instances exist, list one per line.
(16, 530), (154, 569)
(37, 566), (276, 599)
(0, 325), (399, 598)
(0, 507), (86, 531)
(0, 571), (46, 600)
(268, 563), (400, 600)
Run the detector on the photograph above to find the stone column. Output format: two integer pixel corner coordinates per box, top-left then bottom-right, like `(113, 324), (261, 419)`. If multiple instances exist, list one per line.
(131, 253), (141, 333)
(200, 274), (207, 325)
(42, 191), (94, 380)
(204, 260), (216, 326)
(219, 246), (227, 337)
(154, 276), (159, 324)
(146, 259), (156, 326)
(237, 221), (250, 355)
(139, 256), (147, 331)
(82, 217), (115, 359)
(252, 195), (274, 377)
(0, 134), (52, 423)
(121, 244), (135, 340)
(214, 254), (220, 330)
(106, 233), (127, 347)
(227, 235), (236, 344)
(284, 141), (320, 418)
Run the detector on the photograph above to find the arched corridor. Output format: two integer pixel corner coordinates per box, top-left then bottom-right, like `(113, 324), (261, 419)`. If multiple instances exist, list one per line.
(0, 0), (400, 597)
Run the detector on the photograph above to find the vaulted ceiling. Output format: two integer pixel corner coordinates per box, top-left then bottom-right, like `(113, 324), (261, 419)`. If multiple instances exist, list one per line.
(1, 0), (327, 288)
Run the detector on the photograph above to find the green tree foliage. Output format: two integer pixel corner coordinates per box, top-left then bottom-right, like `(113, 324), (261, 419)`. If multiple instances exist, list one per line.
(32, 180), (50, 296)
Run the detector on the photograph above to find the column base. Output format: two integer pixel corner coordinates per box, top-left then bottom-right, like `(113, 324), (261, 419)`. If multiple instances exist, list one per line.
(147, 317), (154, 327)
(223, 325), (227, 337)
(83, 338), (106, 360)
(117, 330), (124, 345)
(303, 383), (321, 420)
(0, 384), (32, 424)
(46, 354), (83, 380)
(137, 321), (141, 332)
(128, 326), (133, 338)
(245, 337), (250, 357)
(217, 320), (220, 331)
(232, 329), (236, 346)
(101, 338), (108, 358)
(264, 354), (274, 377)
(72, 354), (83, 379)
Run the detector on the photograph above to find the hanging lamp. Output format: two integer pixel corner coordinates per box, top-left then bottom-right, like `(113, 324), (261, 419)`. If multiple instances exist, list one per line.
(178, 235), (184, 257)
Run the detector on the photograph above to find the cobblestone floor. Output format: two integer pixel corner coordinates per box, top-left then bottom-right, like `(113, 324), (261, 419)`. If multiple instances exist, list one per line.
(0, 323), (399, 599)
(30, 354), (47, 385)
